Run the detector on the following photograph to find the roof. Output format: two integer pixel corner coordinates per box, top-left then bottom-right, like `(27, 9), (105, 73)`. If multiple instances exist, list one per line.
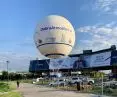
(69, 47), (115, 57)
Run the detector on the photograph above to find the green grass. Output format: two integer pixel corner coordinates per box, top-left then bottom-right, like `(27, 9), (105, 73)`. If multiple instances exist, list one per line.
(111, 89), (117, 96)
(0, 82), (9, 92)
(53, 84), (117, 96)
(21, 80), (33, 84)
(0, 81), (17, 92)
(0, 92), (22, 97)
(90, 86), (101, 94)
(9, 82), (17, 90)
(35, 80), (49, 85)
(0, 82), (22, 97)
(90, 86), (117, 96)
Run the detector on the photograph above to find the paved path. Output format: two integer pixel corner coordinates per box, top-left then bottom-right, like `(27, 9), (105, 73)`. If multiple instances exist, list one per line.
(18, 83), (109, 97)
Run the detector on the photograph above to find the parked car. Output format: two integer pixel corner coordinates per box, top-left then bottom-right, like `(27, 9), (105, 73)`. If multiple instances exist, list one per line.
(32, 79), (36, 84)
(86, 78), (94, 84)
(32, 77), (44, 84)
(49, 79), (66, 86)
(82, 77), (94, 84)
(69, 77), (82, 84)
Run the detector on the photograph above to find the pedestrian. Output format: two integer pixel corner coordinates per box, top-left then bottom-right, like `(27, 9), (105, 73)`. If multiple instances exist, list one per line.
(77, 82), (80, 91)
(17, 80), (20, 88)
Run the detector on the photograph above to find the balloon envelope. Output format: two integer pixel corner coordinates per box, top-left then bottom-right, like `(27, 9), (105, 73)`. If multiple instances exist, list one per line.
(34, 15), (75, 58)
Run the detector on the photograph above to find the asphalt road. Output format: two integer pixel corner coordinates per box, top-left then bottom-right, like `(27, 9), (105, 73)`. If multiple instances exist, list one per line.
(18, 83), (109, 97)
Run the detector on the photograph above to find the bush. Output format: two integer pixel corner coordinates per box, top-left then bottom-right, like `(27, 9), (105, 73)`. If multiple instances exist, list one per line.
(91, 86), (101, 94)
(91, 86), (117, 96)
(111, 89), (117, 96)
(103, 88), (113, 94)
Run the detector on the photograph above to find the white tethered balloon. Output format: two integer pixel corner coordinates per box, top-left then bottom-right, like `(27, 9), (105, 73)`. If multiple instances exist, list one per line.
(34, 15), (75, 58)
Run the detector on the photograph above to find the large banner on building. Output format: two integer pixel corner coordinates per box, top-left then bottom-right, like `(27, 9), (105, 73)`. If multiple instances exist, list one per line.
(90, 52), (111, 67)
(72, 56), (87, 69)
(49, 51), (111, 70)
(29, 59), (49, 72)
(49, 57), (78, 69)
(83, 55), (91, 68)
(29, 51), (112, 72)
(111, 51), (117, 66)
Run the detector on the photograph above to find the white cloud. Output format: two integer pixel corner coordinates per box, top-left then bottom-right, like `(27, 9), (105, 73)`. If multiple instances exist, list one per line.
(0, 52), (32, 71)
(105, 22), (116, 27)
(0, 36), (49, 71)
(94, 0), (117, 15)
(75, 22), (117, 52)
(0, 51), (46, 71)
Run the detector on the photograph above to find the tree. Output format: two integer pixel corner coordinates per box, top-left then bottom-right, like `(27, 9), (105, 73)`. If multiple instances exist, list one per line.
(2, 71), (8, 80)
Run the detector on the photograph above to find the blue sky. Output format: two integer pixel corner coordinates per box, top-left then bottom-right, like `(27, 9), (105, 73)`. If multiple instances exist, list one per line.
(0, 0), (117, 71)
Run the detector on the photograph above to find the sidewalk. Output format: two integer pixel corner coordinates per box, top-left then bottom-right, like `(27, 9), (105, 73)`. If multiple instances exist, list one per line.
(18, 83), (110, 97)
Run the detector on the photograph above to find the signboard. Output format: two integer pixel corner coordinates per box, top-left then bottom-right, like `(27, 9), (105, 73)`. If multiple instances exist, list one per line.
(90, 52), (111, 67)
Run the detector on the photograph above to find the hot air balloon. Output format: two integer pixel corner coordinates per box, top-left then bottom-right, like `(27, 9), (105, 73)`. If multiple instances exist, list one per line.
(34, 15), (75, 58)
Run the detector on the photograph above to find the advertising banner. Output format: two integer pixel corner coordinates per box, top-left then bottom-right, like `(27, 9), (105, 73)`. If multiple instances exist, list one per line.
(29, 60), (49, 72)
(90, 52), (111, 67)
(29, 51), (113, 72)
(83, 55), (91, 67)
(111, 51), (117, 66)
(72, 56), (86, 69)
(49, 57), (78, 69)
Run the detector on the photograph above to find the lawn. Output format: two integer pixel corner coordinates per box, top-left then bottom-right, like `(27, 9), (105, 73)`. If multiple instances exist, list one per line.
(0, 92), (22, 97)
(0, 81), (17, 92)
(0, 82), (9, 92)
(0, 81), (22, 97)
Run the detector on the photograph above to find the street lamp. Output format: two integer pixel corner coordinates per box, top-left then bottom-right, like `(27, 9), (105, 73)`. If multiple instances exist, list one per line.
(6, 60), (9, 87)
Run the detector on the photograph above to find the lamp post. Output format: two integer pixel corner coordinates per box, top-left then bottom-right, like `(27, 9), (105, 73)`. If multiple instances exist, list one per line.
(6, 60), (9, 87)
(101, 74), (103, 96)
